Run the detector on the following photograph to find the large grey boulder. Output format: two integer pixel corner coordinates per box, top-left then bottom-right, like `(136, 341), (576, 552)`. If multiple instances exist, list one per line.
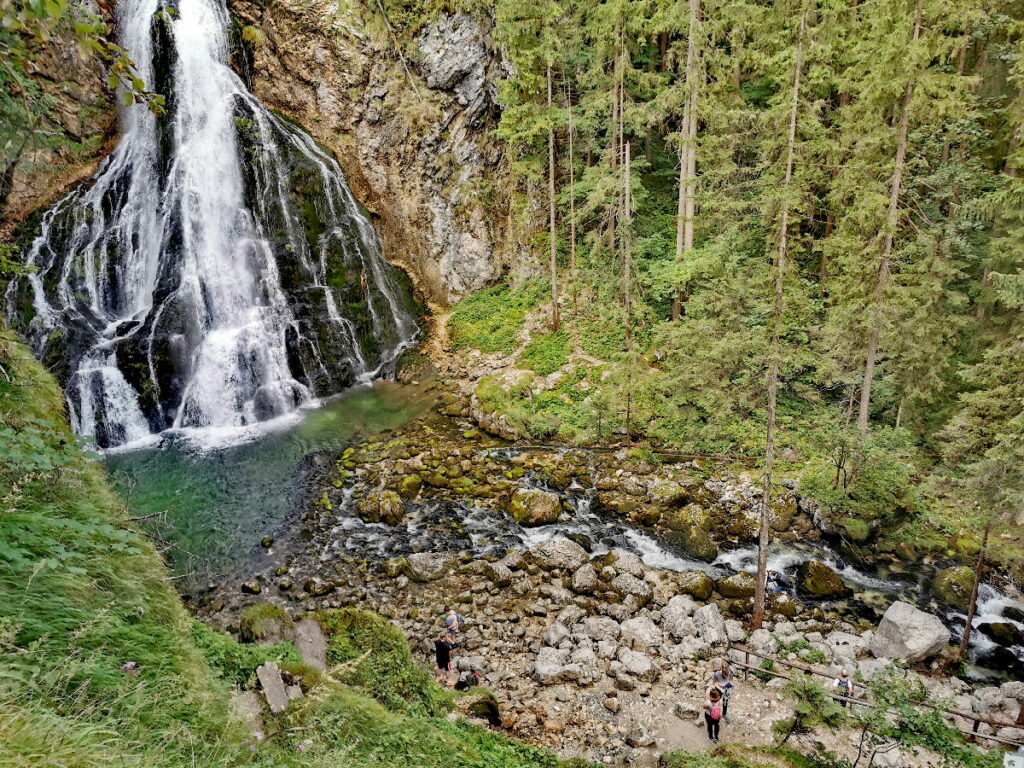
(529, 537), (589, 571)
(620, 616), (663, 649)
(581, 616), (621, 642)
(603, 548), (645, 578)
(405, 552), (454, 582)
(662, 594), (699, 640)
(507, 488), (562, 526)
(869, 602), (950, 663)
(693, 603), (728, 645)
(611, 573), (652, 604)
(543, 621), (571, 647)
(571, 562), (599, 594)
(617, 647), (659, 682)
(533, 647), (569, 684)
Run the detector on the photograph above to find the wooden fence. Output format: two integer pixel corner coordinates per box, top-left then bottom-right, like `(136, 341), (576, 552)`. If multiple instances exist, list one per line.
(726, 643), (1023, 749)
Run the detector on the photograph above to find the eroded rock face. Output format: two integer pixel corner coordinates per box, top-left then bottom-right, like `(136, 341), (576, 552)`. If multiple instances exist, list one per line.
(870, 601), (950, 663)
(2, 0), (114, 228)
(231, 0), (523, 308)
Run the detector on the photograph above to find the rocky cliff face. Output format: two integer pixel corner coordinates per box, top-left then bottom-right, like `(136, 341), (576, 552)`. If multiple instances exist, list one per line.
(229, 0), (523, 309)
(0, 0), (115, 232)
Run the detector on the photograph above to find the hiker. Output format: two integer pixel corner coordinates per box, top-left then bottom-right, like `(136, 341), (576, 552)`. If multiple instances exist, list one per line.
(454, 669), (480, 691)
(444, 607), (467, 635)
(704, 687), (724, 743)
(834, 668), (855, 707)
(434, 631), (457, 685)
(711, 662), (735, 723)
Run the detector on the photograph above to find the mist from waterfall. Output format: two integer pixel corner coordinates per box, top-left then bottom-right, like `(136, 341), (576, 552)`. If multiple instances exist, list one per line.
(9, 0), (417, 449)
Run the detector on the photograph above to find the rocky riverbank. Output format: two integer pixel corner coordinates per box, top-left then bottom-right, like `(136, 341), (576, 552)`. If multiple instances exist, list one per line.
(189, 389), (1023, 764)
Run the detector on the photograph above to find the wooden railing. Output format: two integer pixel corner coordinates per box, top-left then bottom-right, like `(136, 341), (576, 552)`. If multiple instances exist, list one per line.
(726, 643), (1023, 749)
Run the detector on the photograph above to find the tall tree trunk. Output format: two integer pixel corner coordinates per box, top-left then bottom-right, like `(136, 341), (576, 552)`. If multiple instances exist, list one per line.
(564, 79), (578, 316)
(958, 517), (991, 662)
(547, 65), (560, 332)
(753, 9), (805, 630)
(819, 211), (834, 281)
(857, 0), (922, 435)
(673, 0), (702, 321)
(623, 140), (633, 351)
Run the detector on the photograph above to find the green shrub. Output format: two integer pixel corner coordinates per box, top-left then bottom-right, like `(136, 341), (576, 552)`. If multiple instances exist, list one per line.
(316, 608), (453, 717)
(449, 279), (547, 354)
(517, 330), (570, 376)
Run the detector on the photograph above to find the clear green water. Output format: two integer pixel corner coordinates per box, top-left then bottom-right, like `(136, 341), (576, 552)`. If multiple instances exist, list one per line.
(105, 382), (434, 583)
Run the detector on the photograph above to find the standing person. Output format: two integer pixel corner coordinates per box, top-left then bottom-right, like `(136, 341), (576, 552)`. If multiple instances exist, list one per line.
(444, 607), (467, 635)
(704, 687), (724, 743)
(434, 631), (456, 686)
(833, 668), (854, 706)
(712, 662), (735, 723)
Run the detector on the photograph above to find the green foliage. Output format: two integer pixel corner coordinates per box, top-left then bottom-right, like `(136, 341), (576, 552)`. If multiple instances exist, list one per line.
(776, 638), (827, 665)
(448, 279), (548, 354)
(776, 674), (847, 744)
(190, 621), (299, 689)
(517, 329), (570, 375)
(316, 608), (453, 717)
(754, 659), (777, 683)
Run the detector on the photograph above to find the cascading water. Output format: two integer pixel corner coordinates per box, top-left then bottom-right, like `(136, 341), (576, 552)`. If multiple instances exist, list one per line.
(6, 0), (417, 449)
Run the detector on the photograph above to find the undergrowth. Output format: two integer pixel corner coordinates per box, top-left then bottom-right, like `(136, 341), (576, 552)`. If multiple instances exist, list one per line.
(448, 278), (548, 354)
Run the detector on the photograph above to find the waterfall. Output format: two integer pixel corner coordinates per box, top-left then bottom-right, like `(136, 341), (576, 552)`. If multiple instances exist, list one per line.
(7, 0), (417, 449)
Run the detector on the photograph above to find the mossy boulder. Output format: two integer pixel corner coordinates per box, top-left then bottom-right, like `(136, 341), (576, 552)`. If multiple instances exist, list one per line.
(660, 503), (718, 561)
(769, 496), (798, 533)
(357, 491), (405, 525)
(717, 571), (757, 598)
(768, 592), (801, 618)
(397, 475), (422, 500)
(677, 569), (714, 600)
(932, 566), (975, 610)
(649, 480), (690, 507)
(594, 491), (640, 518)
(839, 517), (871, 543)
(796, 560), (849, 598)
(507, 488), (561, 526)
(239, 602), (293, 645)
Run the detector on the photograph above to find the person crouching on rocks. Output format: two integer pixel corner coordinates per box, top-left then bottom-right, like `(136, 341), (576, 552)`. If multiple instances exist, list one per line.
(704, 687), (725, 743)
(434, 631), (457, 686)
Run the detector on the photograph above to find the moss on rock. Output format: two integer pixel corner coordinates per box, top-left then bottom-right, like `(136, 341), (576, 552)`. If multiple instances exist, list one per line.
(932, 566), (975, 610)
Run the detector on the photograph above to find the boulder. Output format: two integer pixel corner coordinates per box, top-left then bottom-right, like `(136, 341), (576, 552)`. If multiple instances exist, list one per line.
(571, 563), (598, 594)
(626, 725), (656, 747)
(717, 571), (757, 598)
(485, 561), (513, 587)
(533, 647), (569, 684)
(979, 622), (1024, 648)
(405, 552), (454, 582)
(749, 628), (777, 655)
(797, 560), (849, 598)
(620, 616), (663, 649)
(869, 601), (950, 663)
(543, 621), (571, 647)
(662, 595), (699, 640)
(582, 616), (621, 641)
(617, 647), (659, 682)
(293, 618), (328, 671)
(508, 488), (562, 526)
(931, 566), (975, 611)
(601, 548), (645, 578)
(693, 603), (728, 645)
(677, 570), (715, 600)
(357, 490), (405, 525)
(529, 537), (588, 571)
(660, 503), (718, 561)
(610, 573), (652, 605)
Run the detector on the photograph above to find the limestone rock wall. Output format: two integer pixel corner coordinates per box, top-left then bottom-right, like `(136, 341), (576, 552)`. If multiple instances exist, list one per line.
(230, 0), (526, 309)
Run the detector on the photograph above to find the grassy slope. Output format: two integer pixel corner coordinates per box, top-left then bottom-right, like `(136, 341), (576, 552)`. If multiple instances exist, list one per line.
(0, 328), (587, 768)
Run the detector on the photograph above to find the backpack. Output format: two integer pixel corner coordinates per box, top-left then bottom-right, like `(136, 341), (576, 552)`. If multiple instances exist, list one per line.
(709, 701), (722, 720)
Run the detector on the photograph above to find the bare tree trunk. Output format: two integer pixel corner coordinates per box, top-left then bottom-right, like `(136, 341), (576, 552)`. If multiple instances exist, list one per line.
(857, 0), (921, 435)
(623, 140), (633, 351)
(564, 79), (578, 316)
(547, 65), (560, 332)
(959, 518), (991, 662)
(754, 9), (805, 630)
(672, 0), (702, 321)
